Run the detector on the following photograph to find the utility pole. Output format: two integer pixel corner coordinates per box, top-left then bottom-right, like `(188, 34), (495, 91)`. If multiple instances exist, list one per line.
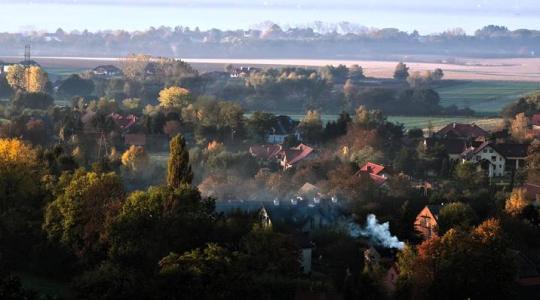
(24, 44), (31, 62)
(24, 43), (31, 91)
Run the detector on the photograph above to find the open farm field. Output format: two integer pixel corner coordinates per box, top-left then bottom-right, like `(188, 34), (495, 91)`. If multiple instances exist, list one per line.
(3, 56), (536, 120)
(2, 56), (540, 82)
(250, 112), (504, 131)
(436, 81), (539, 114)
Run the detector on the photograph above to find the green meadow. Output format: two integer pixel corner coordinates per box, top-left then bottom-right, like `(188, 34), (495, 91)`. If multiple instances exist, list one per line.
(436, 81), (540, 114)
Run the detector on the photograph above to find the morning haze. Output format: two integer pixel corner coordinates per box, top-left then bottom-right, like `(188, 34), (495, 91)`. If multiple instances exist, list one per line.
(1, 1), (540, 300)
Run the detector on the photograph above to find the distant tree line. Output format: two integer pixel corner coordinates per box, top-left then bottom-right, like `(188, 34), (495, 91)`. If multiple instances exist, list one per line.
(0, 25), (539, 58)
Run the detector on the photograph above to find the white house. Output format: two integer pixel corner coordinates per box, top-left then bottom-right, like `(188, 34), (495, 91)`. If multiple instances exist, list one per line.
(92, 65), (122, 77)
(461, 142), (529, 178)
(266, 115), (301, 144)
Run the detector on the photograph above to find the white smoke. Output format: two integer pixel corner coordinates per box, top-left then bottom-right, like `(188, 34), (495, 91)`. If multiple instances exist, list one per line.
(349, 214), (404, 250)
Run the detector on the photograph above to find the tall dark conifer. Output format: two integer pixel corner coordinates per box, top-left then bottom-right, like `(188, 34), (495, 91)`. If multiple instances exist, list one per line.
(167, 134), (193, 188)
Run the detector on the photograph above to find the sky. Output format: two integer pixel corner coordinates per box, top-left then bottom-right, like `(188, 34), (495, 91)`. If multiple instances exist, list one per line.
(0, 0), (539, 34)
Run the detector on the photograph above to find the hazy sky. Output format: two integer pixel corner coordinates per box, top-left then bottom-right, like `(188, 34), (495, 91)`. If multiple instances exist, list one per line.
(1, 0), (539, 33)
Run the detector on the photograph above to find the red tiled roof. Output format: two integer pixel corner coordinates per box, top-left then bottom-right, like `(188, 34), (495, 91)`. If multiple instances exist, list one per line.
(110, 113), (138, 130)
(249, 144), (283, 160)
(360, 162), (385, 175)
(284, 143), (314, 166)
(531, 114), (540, 126)
(369, 173), (387, 186)
(436, 123), (488, 139)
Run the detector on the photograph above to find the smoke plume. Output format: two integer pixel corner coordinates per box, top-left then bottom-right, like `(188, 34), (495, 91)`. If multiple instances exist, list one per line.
(349, 214), (404, 250)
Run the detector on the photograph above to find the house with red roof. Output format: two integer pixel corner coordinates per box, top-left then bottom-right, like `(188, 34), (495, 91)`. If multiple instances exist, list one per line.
(414, 204), (443, 240)
(249, 144), (283, 160)
(110, 113), (138, 132)
(279, 143), (315, 169)
(356, 162), (390, 187)
(248, 143), (315, 169)
(435, 122), (488, 140)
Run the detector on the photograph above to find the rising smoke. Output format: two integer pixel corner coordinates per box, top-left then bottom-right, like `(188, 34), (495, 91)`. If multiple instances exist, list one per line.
(349, 214), (404, 250)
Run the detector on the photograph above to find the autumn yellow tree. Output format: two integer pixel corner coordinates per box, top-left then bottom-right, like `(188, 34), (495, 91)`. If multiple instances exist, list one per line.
(505, 188), (529, 216)
(510, 112), (529, 141)
(119, 54), (151, 79)
(121, 145), (149, 173)
(298, 110), (323, 143)
(5, 65), (48, 92)
(6, 65), (49, 92)
(6, 65), (26, 90)
(0, 139), (40, 217)
(26, 66), (49, 92)
(158, 86), (193, 109)
(0, 138), (45, 264)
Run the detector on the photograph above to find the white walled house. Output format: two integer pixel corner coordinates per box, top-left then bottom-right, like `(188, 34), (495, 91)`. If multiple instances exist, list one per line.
(266, 115), (301, 144)
(461, 142), (528, 178)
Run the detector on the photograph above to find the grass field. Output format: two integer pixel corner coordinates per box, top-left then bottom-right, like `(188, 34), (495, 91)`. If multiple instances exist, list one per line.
(11, 57), (535, 126)
(436, 81), (540, 114)
(259, 113), (503, 131)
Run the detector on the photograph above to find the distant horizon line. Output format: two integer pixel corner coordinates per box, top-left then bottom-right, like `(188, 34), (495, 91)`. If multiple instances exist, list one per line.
(1, 23), (530, 35)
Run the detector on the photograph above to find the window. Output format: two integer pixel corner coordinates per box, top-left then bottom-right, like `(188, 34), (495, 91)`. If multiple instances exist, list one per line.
(491, 156), (496, 161)
(483, 149), (487, 153)
(489, 149), (493, 153)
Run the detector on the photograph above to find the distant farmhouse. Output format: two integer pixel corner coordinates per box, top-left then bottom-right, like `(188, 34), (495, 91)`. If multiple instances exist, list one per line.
(92, 65), (122, 77)
(229, 66), (261, 78)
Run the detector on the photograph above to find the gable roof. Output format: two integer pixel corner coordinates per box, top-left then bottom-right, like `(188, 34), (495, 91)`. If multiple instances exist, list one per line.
(298, 182), (321, 197)
(494, 143), (529, 158)
(110, 112), (137, 130)
(426, 204), (443, 219)
(249, 144), (283, 160)
(282, 143), (314, 166)
(360, 162), (385, 175)
(93, 64), (121, 73)
(215, 199), (347, 231)
(270, 115), (298, 135)
(466, 141), (529, 159)
(436, 123), (488, 139)
(369, 173), (388, 186)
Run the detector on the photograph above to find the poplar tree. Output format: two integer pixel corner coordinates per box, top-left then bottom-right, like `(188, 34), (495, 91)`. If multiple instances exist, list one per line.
(167, 134), (193, 188)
